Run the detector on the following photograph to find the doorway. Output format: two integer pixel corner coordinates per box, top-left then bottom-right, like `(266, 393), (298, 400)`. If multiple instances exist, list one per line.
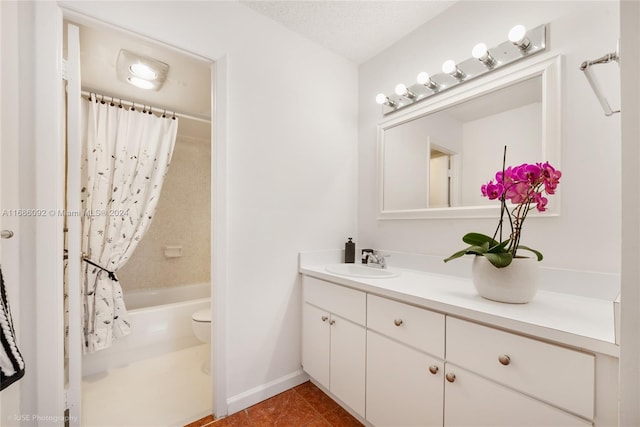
(63, 14), (216, 426)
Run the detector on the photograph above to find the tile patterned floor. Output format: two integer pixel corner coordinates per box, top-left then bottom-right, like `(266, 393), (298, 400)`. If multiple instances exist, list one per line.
(185, 381), (363, 427)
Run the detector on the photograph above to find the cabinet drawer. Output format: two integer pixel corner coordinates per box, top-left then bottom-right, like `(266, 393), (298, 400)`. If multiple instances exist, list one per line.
(444, 364), (591, 427)
(446, 317), (595, 420)
(303, 276), (366, 325)
(367, 294), (445, 358)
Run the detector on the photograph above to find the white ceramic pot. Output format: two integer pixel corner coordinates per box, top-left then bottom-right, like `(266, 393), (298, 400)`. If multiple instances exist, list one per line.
(471, 256), (540, 303)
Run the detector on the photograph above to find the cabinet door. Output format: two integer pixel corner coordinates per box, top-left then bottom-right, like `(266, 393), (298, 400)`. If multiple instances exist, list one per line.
(366, 331), (443, 427)
(330, 314), (366, 418)
(444, 365), (592, 427)
(302, 303), (330, 389)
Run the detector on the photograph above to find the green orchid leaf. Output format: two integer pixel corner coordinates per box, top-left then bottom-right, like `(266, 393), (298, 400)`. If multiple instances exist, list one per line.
(462, 232), (499, 247)
(444, 243), (489, 263)
(485, 252), (513, 268)
(443, 248), (470, 263)
(488, 239), (510, 253)
(466, 244), (489, 254)
(517, 245), (544, 261)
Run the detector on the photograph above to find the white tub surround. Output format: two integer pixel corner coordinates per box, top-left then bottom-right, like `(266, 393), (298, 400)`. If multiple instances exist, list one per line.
(82, 298), (210, 377)
(123, 282), (211, 310)
(299, 250), (619, 426)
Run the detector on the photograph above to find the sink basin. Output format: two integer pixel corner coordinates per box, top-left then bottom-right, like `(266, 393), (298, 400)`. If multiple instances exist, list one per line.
(324, 264), (399, 279)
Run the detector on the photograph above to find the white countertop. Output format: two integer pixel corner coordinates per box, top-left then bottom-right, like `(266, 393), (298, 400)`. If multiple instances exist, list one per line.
(300, 263), (618, 357)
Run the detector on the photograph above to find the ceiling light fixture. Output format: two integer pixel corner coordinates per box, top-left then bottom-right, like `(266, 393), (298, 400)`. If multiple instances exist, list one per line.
(127, 76), (156, 90)
(116, 50), (169, 91)
(129, 63), (158, 80)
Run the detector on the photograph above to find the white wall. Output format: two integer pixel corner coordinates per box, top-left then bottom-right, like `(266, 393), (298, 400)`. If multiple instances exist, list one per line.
(461, 102), (542, 206)
(359, 1), (621, 274)
(21, 0), (358, 419)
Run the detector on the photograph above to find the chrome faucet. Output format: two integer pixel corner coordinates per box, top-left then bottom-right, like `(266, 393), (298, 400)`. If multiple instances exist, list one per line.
(366, 252), (389, 269)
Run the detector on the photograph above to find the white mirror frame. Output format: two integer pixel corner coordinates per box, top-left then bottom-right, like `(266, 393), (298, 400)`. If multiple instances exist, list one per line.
(377, 52), (562, 220)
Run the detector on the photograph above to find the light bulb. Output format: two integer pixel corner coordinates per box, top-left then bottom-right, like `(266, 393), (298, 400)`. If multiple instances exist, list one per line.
(472, 42), (496, 68)
(508, 25), (531, 50)
(395, 83), (407, 96)
(508, 25), (527, 44)
(416, 72), (430, 85)
(129, 63), (158, 80)
(442, 60), (457, 75)
(442, 60), (465, 80)
(472, 43), (489, 60)
(376, 93), (387, 105)
(127, 76), (155, 90)
(417, 71), (438, 91)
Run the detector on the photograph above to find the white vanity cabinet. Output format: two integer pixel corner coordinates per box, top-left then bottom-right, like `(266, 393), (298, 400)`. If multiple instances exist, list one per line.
(302, 276), (366, 417)
(300, 271), (615, 427)
(366, 295), (445, 427)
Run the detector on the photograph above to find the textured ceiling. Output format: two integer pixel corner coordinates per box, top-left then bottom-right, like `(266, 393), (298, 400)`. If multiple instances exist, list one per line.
(240, 0), (455, 64)
(72, 0), (454, 136)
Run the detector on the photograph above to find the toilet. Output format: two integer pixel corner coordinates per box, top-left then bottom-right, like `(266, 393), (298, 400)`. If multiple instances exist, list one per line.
(191, 308), (211, 374)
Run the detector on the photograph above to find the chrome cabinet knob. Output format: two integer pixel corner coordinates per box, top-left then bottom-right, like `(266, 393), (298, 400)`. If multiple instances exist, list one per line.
(321, 316), (328, 322)
(498, 354), (511, 366)
(1, 230), (13, 239)
(329, 319), (336, 325)
(428, 365), (439, 375)
(446, 372), (456, 383)
(394, 319), (403, 327)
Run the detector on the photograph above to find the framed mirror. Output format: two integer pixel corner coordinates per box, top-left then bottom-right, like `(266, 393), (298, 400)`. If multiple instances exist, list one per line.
(377, 53), (561, 219)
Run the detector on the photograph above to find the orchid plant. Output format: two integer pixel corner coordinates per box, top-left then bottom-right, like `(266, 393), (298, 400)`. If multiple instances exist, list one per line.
(444, 148), (561, 268)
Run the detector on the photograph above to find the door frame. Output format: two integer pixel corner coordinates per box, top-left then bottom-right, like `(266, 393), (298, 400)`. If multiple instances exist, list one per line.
(39, 3), (230, 421)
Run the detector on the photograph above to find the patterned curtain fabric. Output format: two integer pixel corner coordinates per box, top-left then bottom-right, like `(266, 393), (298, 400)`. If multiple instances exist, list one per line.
(81, 96), (178, 353)
(0, 267), (25, 391)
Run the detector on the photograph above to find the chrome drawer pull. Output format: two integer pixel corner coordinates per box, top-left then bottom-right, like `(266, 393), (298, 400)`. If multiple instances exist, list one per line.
(321, 316), (328, 322)
(498, 354), (511, 366)
(393, 319), (403, 327)
(428, 365), (439, 375)
(1, 230), (13, 239)
(445, 372), (456, 383)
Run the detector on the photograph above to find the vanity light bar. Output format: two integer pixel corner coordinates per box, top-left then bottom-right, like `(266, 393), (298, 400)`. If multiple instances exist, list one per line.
(376, 24), (547, 115)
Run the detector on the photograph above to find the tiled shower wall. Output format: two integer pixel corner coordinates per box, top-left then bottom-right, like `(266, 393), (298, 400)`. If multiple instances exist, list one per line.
(118, 124), (211, 291)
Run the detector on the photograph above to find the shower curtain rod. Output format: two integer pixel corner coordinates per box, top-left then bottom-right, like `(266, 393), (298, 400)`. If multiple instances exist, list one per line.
(80, 90), (211, 124)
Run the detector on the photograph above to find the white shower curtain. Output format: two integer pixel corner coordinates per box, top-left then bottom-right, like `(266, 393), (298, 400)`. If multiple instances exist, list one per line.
(81, 96), (178, 353)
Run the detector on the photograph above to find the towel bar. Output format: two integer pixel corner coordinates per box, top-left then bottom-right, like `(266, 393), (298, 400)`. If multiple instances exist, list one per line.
(580, 45), (620, 117)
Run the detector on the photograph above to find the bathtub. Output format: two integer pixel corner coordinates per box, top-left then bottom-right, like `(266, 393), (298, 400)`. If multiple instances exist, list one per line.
(82, 282), (210, 377)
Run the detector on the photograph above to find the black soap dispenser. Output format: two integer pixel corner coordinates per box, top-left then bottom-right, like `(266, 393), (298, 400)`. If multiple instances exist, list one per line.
(345, 238), (355, 263)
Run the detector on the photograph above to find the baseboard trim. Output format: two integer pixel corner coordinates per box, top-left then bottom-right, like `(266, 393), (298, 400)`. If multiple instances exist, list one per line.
(226, 369), (309, 414)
